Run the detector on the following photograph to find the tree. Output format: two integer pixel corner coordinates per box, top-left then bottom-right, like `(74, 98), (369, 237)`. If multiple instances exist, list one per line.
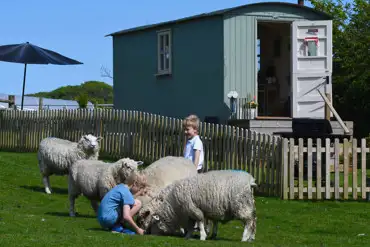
(76, 93), (89, 108)
(28, 81), (114, 105)
(310, 0), (370, 137)
(100, 65), (113, 79)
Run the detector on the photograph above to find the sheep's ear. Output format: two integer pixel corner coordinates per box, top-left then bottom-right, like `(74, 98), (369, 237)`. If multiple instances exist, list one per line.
(121, 162), (133, 170)
(152, 215), (160, 221)
(251, 179), (258, 188)
(97, 136), (103, 142)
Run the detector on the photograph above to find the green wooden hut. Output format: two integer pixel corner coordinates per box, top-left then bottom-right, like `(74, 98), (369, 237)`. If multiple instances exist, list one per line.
(107, 1), (352, 135)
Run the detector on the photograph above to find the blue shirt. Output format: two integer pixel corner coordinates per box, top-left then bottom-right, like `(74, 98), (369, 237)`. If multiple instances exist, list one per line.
(184, 135), (204, 170)
(97, 184), (135, 228)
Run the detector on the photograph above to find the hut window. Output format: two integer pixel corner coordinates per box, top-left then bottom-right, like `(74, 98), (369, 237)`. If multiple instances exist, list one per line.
(157, 29), (172, 75)
(307, 41), (317, 56)
(304, 37), (319, 57)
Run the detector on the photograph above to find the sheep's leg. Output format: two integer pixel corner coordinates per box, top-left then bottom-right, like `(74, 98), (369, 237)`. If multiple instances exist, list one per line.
(184, 220), (195, 239)
(241, 217), (256, 242)
(39, 160), (52, 194)
(193, 222), (199, 230)
(186, 206), (206, 239)
(42, 175), (52, 194)
(198, 221), (207, 241)
(210, 221), (218, 240)
(205, 219), (212, 235)
(68, 175), (79, 217)
(69, 194), (78, 217)
(90, 200), (99, 214)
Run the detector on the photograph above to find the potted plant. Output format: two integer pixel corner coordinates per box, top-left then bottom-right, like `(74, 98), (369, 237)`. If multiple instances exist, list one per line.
(243, 96), (258, 119)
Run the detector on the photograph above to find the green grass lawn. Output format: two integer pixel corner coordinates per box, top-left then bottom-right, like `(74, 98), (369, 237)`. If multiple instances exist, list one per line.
(1, 152), (370, 247)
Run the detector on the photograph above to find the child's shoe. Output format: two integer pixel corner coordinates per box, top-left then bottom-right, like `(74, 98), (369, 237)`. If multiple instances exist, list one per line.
(111, 225), (124, 233)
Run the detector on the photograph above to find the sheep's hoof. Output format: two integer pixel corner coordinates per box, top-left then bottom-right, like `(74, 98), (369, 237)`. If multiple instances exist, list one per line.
(199, 234), (207, 241)
(242, 238), (254, 242)
(184, 235), (191, 240)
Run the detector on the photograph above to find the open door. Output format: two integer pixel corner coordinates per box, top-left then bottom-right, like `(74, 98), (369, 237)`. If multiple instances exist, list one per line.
(291, 20), (333, 118)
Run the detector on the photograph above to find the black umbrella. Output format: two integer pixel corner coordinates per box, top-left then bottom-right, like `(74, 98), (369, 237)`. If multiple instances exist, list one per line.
(0, 42), (83, 110)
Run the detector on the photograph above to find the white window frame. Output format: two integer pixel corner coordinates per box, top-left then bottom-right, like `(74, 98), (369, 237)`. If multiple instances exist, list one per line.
(157, 29), (172, 75)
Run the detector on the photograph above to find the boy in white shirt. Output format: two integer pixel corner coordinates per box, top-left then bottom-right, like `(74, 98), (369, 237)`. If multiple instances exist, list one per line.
(183, 114), (204, 173)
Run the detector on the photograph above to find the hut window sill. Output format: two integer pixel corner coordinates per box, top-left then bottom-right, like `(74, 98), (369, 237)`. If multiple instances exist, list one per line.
(155, 71), (172, 77)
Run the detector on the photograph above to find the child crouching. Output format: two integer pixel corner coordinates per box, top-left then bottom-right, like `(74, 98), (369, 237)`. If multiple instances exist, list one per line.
(97, 173), (148, 235)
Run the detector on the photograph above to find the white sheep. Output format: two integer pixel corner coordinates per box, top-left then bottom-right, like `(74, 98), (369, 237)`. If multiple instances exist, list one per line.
(68, 157), (143, 217)
(138, 170), (257, 235)
(38, 134), (102, 194)
(135, 156), (198, 206)
(144, 170), (257, 242)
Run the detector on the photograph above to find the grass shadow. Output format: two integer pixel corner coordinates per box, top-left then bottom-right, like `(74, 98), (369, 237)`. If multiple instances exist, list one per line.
(45, 212), (95, 219)
(87, 228), (106, 232)
(20, 185), (68, 195)
(191, 234), (233, 241)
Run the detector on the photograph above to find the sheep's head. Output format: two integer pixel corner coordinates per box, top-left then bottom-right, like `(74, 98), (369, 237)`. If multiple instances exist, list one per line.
(149, 214), (171, 235)
(116, 158), (144, 183)
(78, 134), (102, 154)
(137, 197), (163, 230)
(137, 184), (174, 231)
(137, 206), (155, 230)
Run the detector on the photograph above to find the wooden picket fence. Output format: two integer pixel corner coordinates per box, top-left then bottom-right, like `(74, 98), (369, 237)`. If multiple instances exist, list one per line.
(0, 109), (282, 197)
(1, 109), (369, 201)
(281, 138), (370, 200)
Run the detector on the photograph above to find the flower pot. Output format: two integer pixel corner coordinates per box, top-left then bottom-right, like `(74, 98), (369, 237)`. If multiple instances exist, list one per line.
(246, 108), (256, 119)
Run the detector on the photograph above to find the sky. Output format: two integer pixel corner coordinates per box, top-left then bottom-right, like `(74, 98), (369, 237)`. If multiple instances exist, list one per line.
(0, 0), (316, 95)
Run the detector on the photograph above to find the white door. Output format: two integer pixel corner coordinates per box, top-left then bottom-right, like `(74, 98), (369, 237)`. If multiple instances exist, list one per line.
(291, 20), (333, 118)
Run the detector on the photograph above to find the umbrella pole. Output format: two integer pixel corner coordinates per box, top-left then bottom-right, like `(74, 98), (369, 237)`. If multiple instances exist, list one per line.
(20, 63), (27, 110)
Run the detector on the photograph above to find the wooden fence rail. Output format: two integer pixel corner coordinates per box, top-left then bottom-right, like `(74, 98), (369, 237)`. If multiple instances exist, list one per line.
(0, 109), (282, 197)
(282, 137), (370, 200)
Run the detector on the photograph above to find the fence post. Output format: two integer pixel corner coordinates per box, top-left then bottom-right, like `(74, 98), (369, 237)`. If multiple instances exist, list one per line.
(276, 137), (282, 197)
(8, 95), (15, 109)
(281, 138), (288, 199)
(38, 97), (43, 111)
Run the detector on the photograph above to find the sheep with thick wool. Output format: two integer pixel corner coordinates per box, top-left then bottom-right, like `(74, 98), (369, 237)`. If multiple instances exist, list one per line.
(137, 170), (257, 235)
(68, 157), (143, 217)
(143, 170), (257, 242)
(38, 134), (102, 194)
(135, 156), (198, 206)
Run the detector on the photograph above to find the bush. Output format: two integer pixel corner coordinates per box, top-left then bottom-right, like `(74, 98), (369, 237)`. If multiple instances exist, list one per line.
(76, 93), (89, 109)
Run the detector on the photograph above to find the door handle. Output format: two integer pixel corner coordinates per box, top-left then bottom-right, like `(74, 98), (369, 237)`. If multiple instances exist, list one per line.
(325, 76), (329, 84)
